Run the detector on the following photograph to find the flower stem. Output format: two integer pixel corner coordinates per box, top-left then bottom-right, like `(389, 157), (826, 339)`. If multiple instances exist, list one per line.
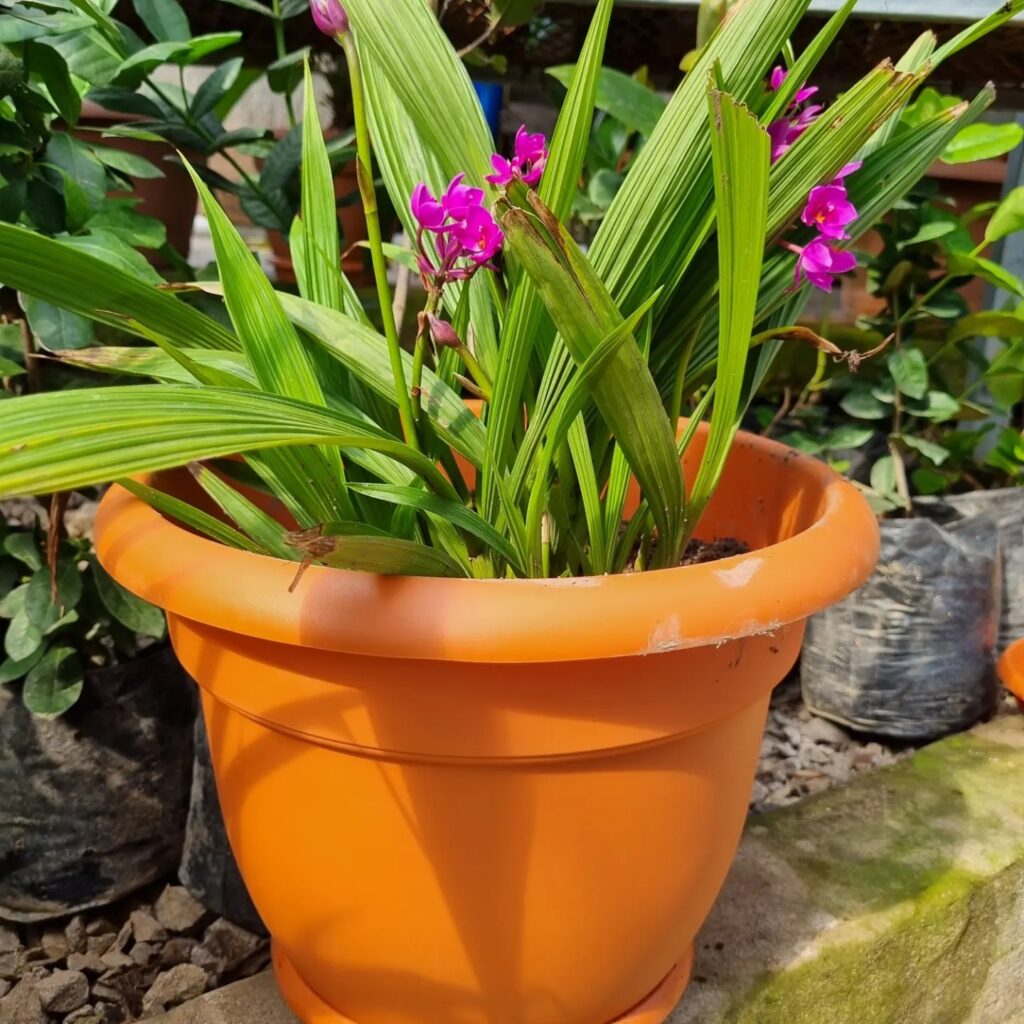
(340, 30), (419, 452)
(272, 0), (297, 128)
(411, 292), (440, 422)
(456, 341), (493, 402)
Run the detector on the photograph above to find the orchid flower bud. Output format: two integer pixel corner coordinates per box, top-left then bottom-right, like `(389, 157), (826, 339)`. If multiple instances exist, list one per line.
(310, 0), (349, 36)
(428, 314), (462, 349)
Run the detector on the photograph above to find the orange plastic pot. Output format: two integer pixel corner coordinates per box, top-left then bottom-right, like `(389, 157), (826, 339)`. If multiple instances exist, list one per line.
(93, 424), (878, 1024)
(998, 639), (1024, 703)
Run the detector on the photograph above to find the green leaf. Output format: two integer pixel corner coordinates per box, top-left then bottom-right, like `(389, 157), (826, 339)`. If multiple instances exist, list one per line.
(276, 292), (487, 469)
(113, 41), (192, 87)
(3, 534), (41, 571)
(91, 558), (166, 636)
(917, 390), (961, 422)
(309, 530), (464, 578)
(267, 48), (307, 96)
(182, 158), (349, 522)
(912, 467), (949, 495)
(296, 60), (342, 313)
(208, 0), (272, 12)
(22, 646), (83, 718)
(899, 434), (950, 466)
(132, 0), (190, 42)
(85, 202), (167, 248)
(490, 0), (542, 26)
(823, 425), (874, 450)
(484, 0), (613, 522)
(946, 251), (1024, 299)
(898, 221), (956, 249)
(94, 147), (165, 180)
(687, 87), (770, 536)
(4, 608), (42, 661)
(61, 231), (164, 285)
(0, 223), (237, 352)
(23, 293), (94, 350)
(942, 122), (1024, 164)
(499, 185), (685, 565)
(841, 386), (890, 420)
(28, 41), (81, 126)
(0, 583), (28, 618)
(188, 462), (296, 560)
(0, 384), (456, 503)
(25, 561), (82, 624)
(887, 347), (929, 400)
(547, 65), (666, 137)
(946, 311), (1024, 345)
(191, 57), (243, 121)
(349, 483), (524, 575)
(44, 134), (107, 210)
(0, 355), (25, 377)
(0, 647), (45, 685)
(985, 186), (1024, 246)
(870, 455), (898, 496)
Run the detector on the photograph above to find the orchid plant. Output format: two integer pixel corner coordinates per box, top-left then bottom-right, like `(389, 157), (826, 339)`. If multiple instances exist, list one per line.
(0, 0), (1019, 581)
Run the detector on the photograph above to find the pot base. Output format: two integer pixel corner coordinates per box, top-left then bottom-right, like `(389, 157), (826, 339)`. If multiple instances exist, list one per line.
(272, 945), (694, 1024)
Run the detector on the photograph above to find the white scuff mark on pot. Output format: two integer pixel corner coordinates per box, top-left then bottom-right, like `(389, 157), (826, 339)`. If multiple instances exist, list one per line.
(646, 614), (683, 654)
(714, 557), (764, 588)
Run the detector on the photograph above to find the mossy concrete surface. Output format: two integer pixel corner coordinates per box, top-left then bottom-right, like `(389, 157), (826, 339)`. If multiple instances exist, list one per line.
(671, 717), (1024, 1024)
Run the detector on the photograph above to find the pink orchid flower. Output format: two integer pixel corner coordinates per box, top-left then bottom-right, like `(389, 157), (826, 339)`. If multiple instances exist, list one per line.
(410, 183), (446, 232)
(453, 205), (504, 266)
(801, 184), (858, 240)
(485, 125), (549, 188)
(794, 237), (857, 293)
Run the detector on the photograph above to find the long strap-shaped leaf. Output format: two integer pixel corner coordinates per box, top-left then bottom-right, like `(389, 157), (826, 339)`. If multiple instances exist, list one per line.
(483, 0), (615, 520)
(0, 223), (237, 351)
(0, 385), (456, 502)
(297, 61), (343, 313)
(589, 0), (808, 314)
(344, 0), (492, 188)
(276, 292), (487, 468)
(500, 187), (685, 565)
(685, 87), (770, 541)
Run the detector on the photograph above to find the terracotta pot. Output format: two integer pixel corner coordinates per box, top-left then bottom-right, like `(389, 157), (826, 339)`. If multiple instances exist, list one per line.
(266, 162), (370, 286)
(75, 101), (201, 267)
(92, 424), (878, 1024)
(999, 638), (1024, 704)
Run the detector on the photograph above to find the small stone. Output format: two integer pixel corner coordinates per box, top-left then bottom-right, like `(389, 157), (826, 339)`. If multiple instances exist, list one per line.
(158, 939), (196, 969)
(803, 715), (850, 746)
(750, 780), (770, 804)
(36, 971), (89, 1014)
(130, 944), (155, 967)
(154, 887), (206, 936)
(198, 920), (262, 974)
(65, 952), (105, 976)
(142, 965), (207, 1013)
(110, 923), (132, 955)
(41, 927), (70, 960)
(0, 980), (10, 999)
(99, 951), (133, 973)
(86, 936), (114, 958)
(0, 952), (20, 979)
(84, 920), (114, 938)
(63, 1005), (98, 1024)
(188, 945), (222, 982)
(0, 978), (46, 1024)
(235, 947), (270, 979)
(64, 918), (87, 956)
(0, 928), (19, 956)
(128, 912), (166, 946)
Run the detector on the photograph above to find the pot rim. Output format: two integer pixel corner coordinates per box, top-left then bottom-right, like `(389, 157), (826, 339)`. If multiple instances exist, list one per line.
(94, 425), (880, 664)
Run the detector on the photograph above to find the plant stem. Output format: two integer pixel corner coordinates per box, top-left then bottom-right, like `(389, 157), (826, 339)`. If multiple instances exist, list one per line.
(411, 292), (440, 421)
(457, 340), (493, 402)
(340, 31), (419, 451)
(272, 0), (297, 128)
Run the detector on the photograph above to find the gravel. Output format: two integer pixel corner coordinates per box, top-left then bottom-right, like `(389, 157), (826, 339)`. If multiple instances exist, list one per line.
(0, 885), (268, 1023)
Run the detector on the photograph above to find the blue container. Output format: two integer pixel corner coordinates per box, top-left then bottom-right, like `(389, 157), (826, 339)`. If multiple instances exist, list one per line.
(473, 80), (504, 140)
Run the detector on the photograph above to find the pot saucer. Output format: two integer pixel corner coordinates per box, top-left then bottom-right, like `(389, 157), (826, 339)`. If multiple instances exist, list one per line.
(272, 944), (694, 1024)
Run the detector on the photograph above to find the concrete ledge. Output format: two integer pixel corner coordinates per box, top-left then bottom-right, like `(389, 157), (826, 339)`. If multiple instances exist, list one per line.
(152, 717), (1024, 1024)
